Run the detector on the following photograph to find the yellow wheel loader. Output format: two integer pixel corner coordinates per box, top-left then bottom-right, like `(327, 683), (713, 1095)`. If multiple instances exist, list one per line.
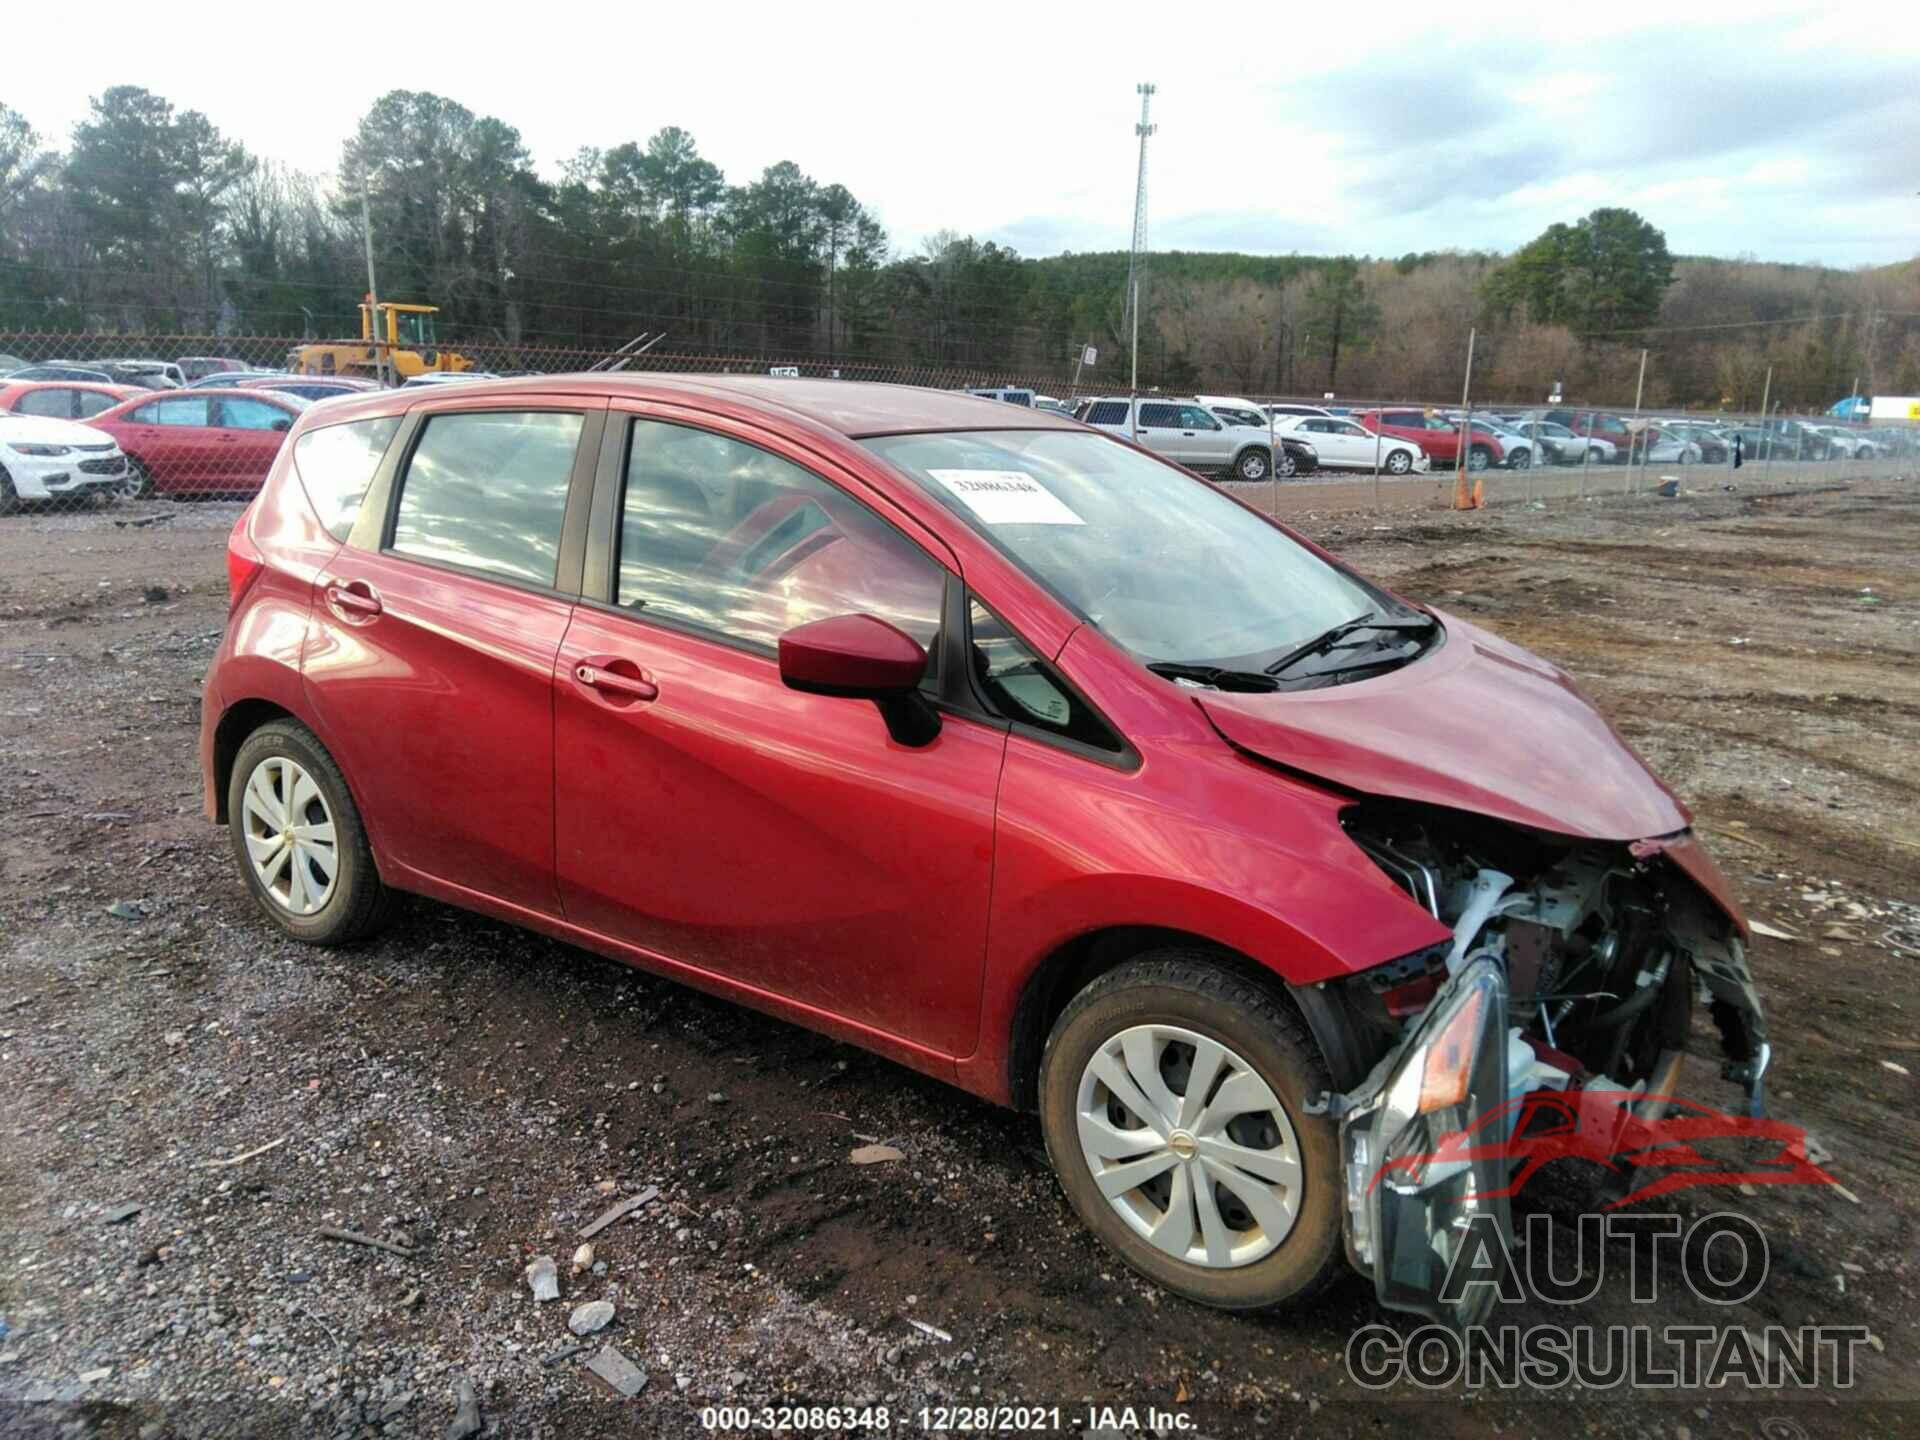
(287, 302), (474, 383)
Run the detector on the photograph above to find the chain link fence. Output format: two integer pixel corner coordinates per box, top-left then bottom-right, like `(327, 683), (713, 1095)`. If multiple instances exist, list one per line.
(1, 329), (1912, 518)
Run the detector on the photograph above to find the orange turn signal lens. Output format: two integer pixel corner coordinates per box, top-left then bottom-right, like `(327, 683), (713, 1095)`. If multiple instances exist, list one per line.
(1417, 987), (1487, 1115)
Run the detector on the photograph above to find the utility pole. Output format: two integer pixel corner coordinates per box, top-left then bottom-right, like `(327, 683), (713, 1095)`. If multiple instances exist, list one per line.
(1453, 327), (1477, 510)
(1124, 83), (1156, 399)
(1756, 365), (1773, 476)
(359, 175), (386, 387)
(1628, 347), (1648, 493)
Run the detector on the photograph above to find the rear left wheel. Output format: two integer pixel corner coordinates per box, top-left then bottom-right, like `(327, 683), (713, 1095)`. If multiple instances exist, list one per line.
(227, 719), (397, 945)
(1039, 953), (1343, 1310)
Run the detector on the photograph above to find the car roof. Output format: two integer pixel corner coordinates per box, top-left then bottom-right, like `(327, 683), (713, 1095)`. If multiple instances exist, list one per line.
(297, 374), (1086, 439)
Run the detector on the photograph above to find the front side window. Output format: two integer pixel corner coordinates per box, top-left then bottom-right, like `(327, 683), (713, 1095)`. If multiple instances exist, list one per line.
(390, 410), (583, 586)
(1178, 405), (1219, 430)
(866, 430), (1388, 670)
(75, 390), (118, 418)
(293, 416), (402, 542)
(617, 419), (944, 655)
(968, 599), (1117, 751)
(216, 396), (296, 431)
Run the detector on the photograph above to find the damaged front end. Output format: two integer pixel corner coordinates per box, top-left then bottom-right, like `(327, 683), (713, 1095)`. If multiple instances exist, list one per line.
(1324, 801), (1769, 1325)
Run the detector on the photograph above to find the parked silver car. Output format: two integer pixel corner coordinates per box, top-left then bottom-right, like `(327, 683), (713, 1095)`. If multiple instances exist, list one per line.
(1079, 396), (1281, 480)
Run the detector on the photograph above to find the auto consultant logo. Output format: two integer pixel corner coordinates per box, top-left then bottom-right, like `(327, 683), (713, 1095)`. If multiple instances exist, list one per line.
(1348, 1211), (1872, 1390)
(1350, 1091), (1863, 1392)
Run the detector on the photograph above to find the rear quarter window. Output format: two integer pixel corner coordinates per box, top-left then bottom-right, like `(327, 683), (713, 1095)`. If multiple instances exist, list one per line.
(292, 416), (402, 542)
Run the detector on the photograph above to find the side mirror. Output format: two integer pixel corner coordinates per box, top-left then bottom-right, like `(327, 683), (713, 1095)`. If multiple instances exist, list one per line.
(779, 614), (940, 747)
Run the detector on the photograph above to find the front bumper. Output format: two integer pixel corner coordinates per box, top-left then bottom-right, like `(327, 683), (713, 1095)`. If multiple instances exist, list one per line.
(2, 449), (127, 499)
(1410, 455), (1432, 473)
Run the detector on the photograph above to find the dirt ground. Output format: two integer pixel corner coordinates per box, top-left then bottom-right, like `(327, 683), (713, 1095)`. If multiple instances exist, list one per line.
(0, 473), (1915, 1439)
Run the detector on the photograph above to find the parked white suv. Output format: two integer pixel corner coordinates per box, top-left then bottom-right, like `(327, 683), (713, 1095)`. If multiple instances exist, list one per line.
(1079, 396), (1280, 480)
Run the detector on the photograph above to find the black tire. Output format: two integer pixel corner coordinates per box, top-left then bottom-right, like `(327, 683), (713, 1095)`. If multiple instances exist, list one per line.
(1038, 953), (1344, 1311)
(1467, 445), (1493, 472)
(0, 466), (17, 517)
(1508, 447), (1531, 469)
(226, 719), (397, 945)
(1276, 449), (1299, 479)
(120, 458), (154, 500)
(1384, 448), (1412, 476)
(1233, 446), (1270, 482)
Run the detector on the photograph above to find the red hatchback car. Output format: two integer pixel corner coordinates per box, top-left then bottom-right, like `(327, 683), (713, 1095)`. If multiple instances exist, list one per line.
(198, 376), (1769, 1321)
(89, 387), (307, 497)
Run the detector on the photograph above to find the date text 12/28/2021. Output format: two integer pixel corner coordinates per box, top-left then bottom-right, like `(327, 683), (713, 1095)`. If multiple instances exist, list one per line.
(699, 1404), (1196, 1432)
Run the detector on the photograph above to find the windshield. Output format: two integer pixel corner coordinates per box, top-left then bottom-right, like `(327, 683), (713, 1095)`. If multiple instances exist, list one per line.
(395, 312), (436, 347)
(863, 429), (1395, 668)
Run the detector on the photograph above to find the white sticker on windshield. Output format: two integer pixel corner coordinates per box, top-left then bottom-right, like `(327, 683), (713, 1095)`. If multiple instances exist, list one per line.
(926, 469), (1085, 526)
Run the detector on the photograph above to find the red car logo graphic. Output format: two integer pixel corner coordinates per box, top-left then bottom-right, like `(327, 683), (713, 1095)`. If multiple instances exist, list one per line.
(1372, 1089), (1837, 1208)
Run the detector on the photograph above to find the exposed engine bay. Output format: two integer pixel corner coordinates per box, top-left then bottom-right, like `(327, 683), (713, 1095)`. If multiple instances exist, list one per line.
(1325, 800), (1770, 1323)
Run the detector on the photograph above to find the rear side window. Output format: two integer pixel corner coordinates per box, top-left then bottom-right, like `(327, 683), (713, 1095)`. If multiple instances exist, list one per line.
(15, 389), (72, 418)
(1086, 401), (1128, 426)
(75, 390), (118, 418)
(292, 416), (401, 542)
(1138, 403), (1179, 427)
(139, 396), (210, 427)
(390, 411), (584, 586)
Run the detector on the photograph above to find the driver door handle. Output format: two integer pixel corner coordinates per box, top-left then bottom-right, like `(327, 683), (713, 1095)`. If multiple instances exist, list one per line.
(324, 582), (382, 617)
(575, 663), (658, 703)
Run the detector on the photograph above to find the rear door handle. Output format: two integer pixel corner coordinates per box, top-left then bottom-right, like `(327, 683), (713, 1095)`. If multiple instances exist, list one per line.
(575, 662), (658, 703)
(324, 582), (382, 618)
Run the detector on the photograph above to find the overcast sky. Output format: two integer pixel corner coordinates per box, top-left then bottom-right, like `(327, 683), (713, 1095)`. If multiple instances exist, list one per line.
(8, 1), (1917, 268)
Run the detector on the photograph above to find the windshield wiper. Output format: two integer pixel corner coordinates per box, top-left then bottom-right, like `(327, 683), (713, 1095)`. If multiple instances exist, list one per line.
(1146, 662), (1280, 693)
(1264, 611), (1437, 676)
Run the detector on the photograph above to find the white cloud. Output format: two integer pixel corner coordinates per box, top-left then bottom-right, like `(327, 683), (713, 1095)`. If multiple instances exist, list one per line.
(6, 0), (1917, 266)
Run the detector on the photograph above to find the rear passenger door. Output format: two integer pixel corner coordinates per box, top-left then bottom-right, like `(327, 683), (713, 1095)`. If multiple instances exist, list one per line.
(301, 397), (605, 916)
(1133, 402), (1187, 463)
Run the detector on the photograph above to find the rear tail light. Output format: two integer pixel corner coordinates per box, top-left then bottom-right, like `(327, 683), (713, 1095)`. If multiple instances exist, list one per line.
(226, 509), (266, 614)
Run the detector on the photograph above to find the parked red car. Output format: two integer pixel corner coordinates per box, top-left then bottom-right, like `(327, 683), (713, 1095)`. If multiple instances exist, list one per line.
(0, 379), (141, 420)
(1544, 409), (1634, 457)
(1356, 408), (1507, 470)
(198, 376), (1767, 1322)
(88, 388), (308, 497)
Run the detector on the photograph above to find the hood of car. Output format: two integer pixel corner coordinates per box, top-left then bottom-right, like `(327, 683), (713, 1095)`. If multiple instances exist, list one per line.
(0, 414), (116, 447)
(1195, 610), (1690, 842)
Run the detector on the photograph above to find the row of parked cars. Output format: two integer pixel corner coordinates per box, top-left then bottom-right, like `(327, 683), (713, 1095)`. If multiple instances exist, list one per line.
(1048, 390), (1916, 481)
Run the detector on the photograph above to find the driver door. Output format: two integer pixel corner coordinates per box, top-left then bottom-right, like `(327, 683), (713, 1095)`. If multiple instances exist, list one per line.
(550, 408), (1008, 1062)
(210, 395), (296, 490)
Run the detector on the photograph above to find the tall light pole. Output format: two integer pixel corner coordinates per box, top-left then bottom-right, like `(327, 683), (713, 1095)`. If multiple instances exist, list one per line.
(1124, 83), (1156, 398)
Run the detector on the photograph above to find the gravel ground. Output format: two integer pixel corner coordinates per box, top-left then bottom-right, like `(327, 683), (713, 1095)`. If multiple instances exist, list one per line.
(0, 475), (1916, 1439)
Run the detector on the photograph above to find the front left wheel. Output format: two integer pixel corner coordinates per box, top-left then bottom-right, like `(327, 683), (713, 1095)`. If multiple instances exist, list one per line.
(226, 719), (397, 945)
(1233, 447), (1271, 482)
(1038, 953), (1343, 1311)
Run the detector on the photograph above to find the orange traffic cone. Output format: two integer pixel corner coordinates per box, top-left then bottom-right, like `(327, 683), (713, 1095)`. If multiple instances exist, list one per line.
(1472, 478), (1485, 508)
(1452, 465), (1473, 510)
